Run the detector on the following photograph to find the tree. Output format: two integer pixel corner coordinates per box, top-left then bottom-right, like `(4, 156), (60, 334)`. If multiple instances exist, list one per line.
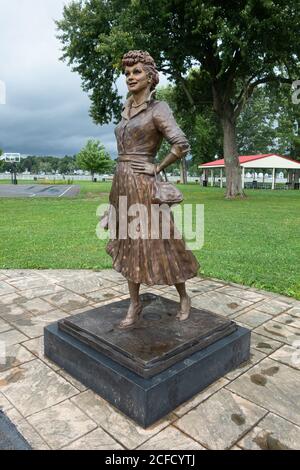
(76, 139), (113, 180)
(20, 156), (36, 173)
(157, 81), (222, 164)
(57, 0), (300, 197)
(58, 155), (77, 175)
(0, 149), (4, 172)
(20, 156), (60, 174)
(237, 86), (278, 154)
(39, 161), (54, 174)
(156, 82), (222, 180)
(267, 84), (300, 159)
(237, 84), (300, 158)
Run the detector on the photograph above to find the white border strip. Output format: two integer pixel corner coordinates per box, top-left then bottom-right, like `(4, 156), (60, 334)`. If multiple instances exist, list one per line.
(59, 186), (73, 198)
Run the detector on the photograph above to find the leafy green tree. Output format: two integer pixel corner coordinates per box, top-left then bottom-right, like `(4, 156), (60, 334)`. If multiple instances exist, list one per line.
(156, 82), (222, 179)
(267, 84), (300, 159)
(237, 84), (300, 159)
(57, 0), (300, 197)
(76, 139), (113, 180)
(21, 156), (42, 174)
(19, 156), (35, 173)
(266, 83), (300, 183)
(20, 155), (70, 174)
(39, 161), (54, 174)
(47, 156), (60, 173)
(58, 155), (77, 175)
(32, 157), (41, 173)
(157, 80), (222, 164)
(237, 86), (277, 154)
(0, 149), (4, 172)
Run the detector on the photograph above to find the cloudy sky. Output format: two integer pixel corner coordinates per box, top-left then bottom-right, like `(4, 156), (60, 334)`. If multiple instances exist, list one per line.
(0, 0), (167, 158)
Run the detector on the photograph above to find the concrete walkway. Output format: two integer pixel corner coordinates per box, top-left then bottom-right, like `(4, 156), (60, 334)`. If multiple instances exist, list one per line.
(0, 269), (300, 450)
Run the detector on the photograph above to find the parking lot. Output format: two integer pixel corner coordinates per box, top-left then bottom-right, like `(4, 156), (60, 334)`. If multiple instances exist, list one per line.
(0, 184), (80, 198)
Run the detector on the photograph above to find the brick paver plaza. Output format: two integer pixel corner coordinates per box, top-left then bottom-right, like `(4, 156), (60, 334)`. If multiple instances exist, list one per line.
(0, 269), (300, 450)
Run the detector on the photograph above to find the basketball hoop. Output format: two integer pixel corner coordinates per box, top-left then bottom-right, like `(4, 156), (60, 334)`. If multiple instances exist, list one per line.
(0, 153), (20, 184)
(1, 153), (21, 163)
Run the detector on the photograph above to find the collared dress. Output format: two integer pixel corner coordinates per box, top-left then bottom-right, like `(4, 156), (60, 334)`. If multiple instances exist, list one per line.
(106, 92), (200, 285)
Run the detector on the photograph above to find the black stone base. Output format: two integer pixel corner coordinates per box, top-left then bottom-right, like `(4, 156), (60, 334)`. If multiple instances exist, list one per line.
(44, 322), (250, 428)
(57, 293), (238, 378)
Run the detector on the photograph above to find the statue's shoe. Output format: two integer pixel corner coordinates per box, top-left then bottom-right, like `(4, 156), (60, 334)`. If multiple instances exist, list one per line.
(118, 302), (143, 329)
(175, 295), (191, 322)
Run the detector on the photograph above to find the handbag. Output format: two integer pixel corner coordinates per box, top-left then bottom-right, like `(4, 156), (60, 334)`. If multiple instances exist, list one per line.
(151, 167), (183, 206)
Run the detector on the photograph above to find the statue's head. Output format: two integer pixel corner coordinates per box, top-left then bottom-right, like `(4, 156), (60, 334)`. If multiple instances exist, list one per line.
(122, 50), (159, 93)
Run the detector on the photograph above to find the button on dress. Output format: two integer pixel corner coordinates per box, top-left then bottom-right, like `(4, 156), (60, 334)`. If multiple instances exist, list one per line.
(106, 91), (200, 285)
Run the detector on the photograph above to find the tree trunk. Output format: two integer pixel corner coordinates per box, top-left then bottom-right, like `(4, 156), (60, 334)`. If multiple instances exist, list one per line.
(293, 170), (300, 185)
(221, 114), (245, 198)
(212, 81), (245, 199)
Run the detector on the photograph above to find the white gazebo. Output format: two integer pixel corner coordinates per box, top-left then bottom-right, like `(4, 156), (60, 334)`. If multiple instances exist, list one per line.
(198, 154), (300, 189)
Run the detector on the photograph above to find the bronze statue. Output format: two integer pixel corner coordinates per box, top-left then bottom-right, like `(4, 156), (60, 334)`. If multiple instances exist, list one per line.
(106, 50), (200, 328)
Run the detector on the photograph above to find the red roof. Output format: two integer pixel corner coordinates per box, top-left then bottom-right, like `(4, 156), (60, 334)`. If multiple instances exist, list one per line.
(200, 154), (300, 167)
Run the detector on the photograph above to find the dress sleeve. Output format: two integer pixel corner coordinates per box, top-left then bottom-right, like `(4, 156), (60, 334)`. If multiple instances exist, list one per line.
(152, 101), (190, 158)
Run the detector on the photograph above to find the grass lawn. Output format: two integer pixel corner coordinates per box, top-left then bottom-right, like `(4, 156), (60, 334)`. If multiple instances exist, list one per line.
(0, 180), (299, 299)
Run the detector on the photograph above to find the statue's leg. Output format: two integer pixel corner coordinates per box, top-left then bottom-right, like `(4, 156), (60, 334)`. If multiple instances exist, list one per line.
(118, 280), (142, 329)
(174, 282), (191, 322)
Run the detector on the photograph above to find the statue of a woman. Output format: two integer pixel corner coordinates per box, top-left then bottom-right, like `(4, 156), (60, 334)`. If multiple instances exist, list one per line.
(106, 50), (200, 328)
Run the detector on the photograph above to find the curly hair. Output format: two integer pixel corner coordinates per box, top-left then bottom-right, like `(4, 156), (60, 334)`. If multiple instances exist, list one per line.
(122, 50), (159, 91)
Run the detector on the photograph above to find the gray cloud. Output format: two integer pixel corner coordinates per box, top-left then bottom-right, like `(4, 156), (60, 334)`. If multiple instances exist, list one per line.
(0, 0), (128, 157)
(0, 0), (168, 158)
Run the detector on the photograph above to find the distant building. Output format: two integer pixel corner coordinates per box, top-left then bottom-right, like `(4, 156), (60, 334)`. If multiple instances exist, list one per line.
(199, 154), (300, 189)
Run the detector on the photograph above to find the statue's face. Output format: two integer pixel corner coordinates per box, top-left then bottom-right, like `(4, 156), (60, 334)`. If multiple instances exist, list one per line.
(124, 62), (150, 93)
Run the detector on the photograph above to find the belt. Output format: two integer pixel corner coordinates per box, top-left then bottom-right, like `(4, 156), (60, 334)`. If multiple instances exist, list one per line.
(117, 154), (154, 163)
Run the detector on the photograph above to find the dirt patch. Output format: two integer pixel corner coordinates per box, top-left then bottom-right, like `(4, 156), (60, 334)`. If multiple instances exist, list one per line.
(231, 413), (246, 426)
(250, 373), (267, 386)
(0, 368), (24, 386)
(261, 366), (280, 376)
(253, 432), (290, 450)
(227, 302), (239, 309)
(256, 342), (272, 349)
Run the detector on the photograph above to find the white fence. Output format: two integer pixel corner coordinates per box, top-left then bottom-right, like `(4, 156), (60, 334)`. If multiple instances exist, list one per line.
(0, 173), (112, 182)
(0, 173), (201, 183)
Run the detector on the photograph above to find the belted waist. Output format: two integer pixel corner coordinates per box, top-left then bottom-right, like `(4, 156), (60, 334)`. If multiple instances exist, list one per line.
(117, 154), (154, 163)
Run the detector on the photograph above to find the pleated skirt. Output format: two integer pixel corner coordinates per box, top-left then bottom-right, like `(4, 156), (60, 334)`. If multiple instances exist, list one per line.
(106, 161), (200, 285)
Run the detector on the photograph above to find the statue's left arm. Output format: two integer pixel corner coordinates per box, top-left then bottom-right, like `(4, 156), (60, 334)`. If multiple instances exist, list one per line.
(152, 101), (190, 173)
